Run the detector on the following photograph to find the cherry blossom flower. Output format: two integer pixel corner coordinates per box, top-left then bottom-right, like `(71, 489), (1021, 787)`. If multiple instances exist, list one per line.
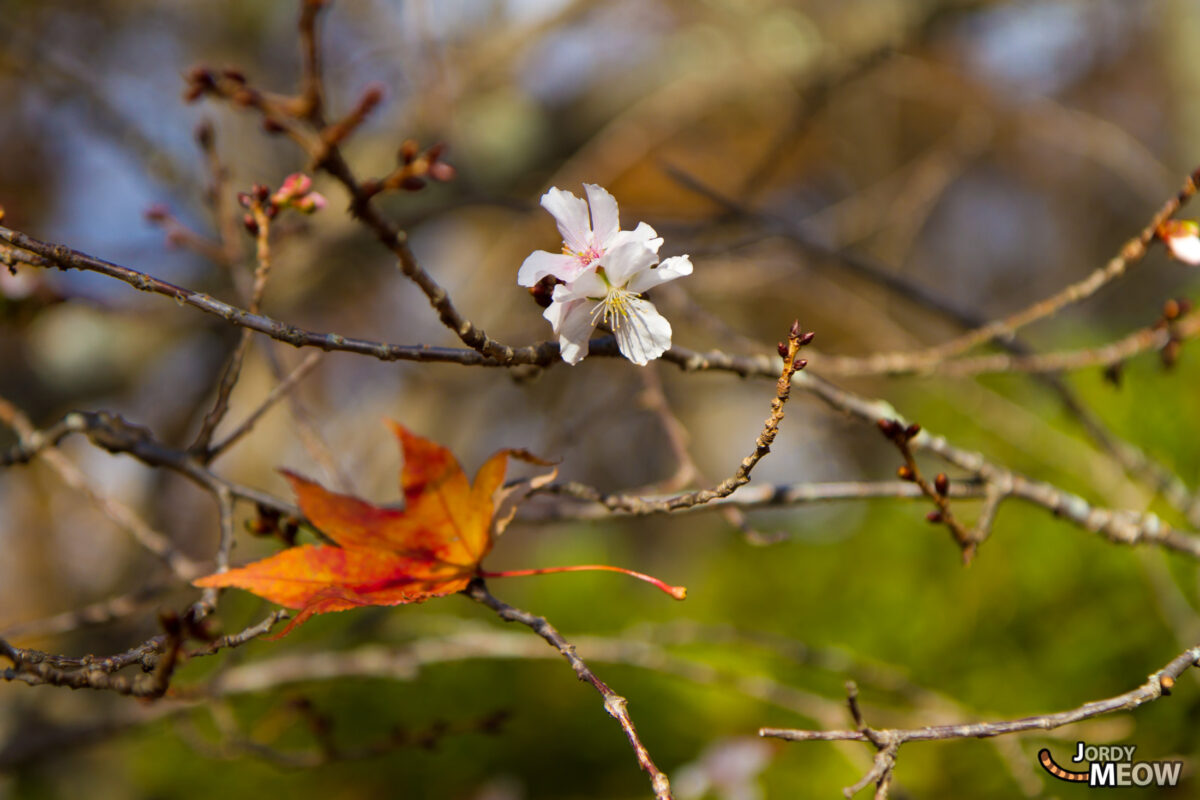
(1160, 219), (1200, 265)
(545, 239), (692, 365)
(517, 183), (661, 287)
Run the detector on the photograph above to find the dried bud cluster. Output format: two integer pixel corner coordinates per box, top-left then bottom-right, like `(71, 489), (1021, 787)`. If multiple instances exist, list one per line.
(779, 321), (815, 373)
(248, 503), (301, 547)
(876, 418), (921, 443)
(362, 139), (456, 198)
(158, 607), (215, 642)
(183, 66), (255, 106)
(1153, 297), (1193, 368)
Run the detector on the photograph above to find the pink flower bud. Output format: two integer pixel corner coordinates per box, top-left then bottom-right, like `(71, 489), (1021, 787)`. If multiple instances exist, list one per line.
(294, 192), (327, 214)
(271, 173), (313, 206)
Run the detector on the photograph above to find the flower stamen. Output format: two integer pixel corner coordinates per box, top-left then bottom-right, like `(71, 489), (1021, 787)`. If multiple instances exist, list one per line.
(589, 284), (640, 331)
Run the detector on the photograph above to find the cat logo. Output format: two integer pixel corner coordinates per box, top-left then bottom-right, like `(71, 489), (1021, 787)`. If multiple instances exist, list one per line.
(1039, 742), (1183, 788)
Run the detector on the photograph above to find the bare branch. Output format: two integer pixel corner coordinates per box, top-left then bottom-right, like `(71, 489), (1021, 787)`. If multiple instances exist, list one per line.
(209, 350), (323, 458)
(463, 579), (674, 800)
(761, 645), (1200, 796)
(539, 324), (813, 515)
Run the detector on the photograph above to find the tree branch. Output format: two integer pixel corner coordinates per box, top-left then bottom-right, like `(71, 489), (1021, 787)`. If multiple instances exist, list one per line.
(463, 579), (674, 800)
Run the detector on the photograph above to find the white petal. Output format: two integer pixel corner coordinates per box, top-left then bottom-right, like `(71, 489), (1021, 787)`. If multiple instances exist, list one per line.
(544, 298), (597, 364)
(518, 250), (583, 286)
(585, 184), (620, 248)
(541, 187), (591, 254)
(628, 254), (693, 293)
(610, 221), (663, 253)
(1168, 235), (1200, 265)
(553, 270), (607, 302)
(614, 296), (672, 365)
(602, 239), (659, 288)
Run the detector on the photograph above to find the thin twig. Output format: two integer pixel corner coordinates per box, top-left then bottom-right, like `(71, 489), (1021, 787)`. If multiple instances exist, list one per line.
(463, 579), (674, 800)
(1, 610), (289, 696)
(0, 223), (563, 367)
(0, 583), (171, 639)
(665, 162), (1200, 526)
(815, 311), (1199, 377)
(190, 201), (275, 458)
(545, 324), (812, 515)
(637, 365), (779, 542)
(209, 350), (323, 457)
(0, 408), (302, 521)
(0, 396), (203, 579)
(296, 0), (328, 121)
(848, 166), (1200, 371)
(877, 420), (975, 561)
(761, 644), (1200, 798)
(532, 479), (986, 521)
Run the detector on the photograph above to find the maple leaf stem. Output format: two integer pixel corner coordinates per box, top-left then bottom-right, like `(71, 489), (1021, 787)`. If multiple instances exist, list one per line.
(479, 565), (687, 600)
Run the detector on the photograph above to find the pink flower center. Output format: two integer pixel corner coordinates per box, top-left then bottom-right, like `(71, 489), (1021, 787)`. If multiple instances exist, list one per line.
(565, 244), (603, 267)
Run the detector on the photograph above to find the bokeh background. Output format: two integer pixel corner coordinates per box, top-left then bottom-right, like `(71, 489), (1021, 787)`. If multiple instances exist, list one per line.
(3, 0), (1200, 797)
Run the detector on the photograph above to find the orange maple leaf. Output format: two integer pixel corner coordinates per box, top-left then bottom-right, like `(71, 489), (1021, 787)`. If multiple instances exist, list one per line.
(195, 422), (684, 636)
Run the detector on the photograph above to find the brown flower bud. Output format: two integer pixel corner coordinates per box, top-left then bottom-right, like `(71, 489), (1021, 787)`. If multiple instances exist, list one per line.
(904, 423), (922, 440)
(184, 615), (216, 642)
(280, 518), (300, 547)
(360, 82), (385, 111)
(194, 120), (214, 149)
(777, 341), (788, 358)
(399, 139), (420, 165)
(1103, 362), (1123, 387)
(186, 66), (215, 88)
(158, 609), (183, 636)
(529, 277), (557, 309)
(1162, 338), (1181, 368)
(925, 510), (943, 523)
(897, 465), (914, 481)
(934, 473), (949, 495)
